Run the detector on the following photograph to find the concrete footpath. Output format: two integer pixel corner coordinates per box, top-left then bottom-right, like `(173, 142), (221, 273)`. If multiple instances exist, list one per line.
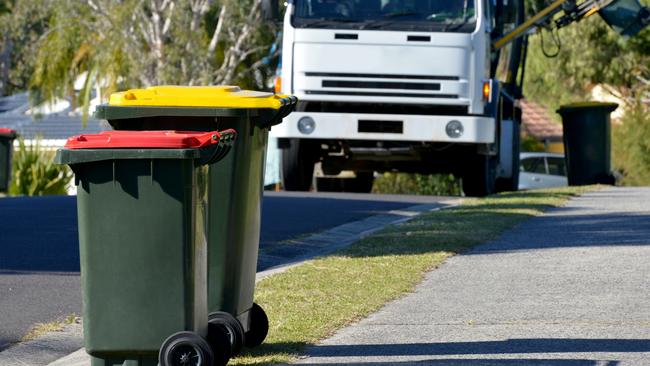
(295, 187), (650, 365)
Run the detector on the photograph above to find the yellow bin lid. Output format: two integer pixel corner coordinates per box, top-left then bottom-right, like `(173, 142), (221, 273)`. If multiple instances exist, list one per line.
(109, 85), (289, 110)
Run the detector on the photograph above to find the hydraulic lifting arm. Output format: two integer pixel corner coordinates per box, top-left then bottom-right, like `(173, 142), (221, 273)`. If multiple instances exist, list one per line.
(493, 0), (650, 50)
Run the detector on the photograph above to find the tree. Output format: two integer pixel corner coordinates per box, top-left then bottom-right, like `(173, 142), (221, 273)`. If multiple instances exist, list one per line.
(0, 0), (52, 96)
(28, 0), (279, 116)
(523, 0), (650, 108)
(523, 0), (650, 184)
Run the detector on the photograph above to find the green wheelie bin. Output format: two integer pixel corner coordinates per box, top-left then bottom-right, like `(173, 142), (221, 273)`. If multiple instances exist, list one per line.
(57, 129), (237, 366)
(557, 102), (618, 186)
(94, 86), (297, 355)
(0, 128), (17, 193)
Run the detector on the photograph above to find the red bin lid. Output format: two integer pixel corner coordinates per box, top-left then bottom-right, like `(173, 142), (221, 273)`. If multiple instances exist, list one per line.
(64, 130), (235, 149)
(0, 128), (16, 136)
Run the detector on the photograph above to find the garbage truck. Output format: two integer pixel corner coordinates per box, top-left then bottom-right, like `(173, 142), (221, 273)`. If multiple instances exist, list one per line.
(263, 0), (649, 196)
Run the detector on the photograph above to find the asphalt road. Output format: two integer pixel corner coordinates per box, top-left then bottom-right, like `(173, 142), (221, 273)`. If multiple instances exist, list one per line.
(0, 191), (450, 351)
(296, 187), (650, 365)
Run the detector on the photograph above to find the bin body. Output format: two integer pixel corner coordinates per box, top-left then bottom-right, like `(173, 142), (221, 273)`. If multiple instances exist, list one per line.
(206, 117), (267, 320)
(0, 128), (17, 192)
(95, 86), (295, 336)
(103, 110), (270, 329)
(58, 148), (210, 366)
(557, 103), (618, 186)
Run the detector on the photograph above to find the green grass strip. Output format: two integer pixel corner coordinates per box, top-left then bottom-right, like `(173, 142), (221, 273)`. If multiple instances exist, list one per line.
(233, 186), (596, 365)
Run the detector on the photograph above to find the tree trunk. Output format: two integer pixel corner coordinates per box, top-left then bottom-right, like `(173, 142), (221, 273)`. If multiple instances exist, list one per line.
(0, 38), (13, 97)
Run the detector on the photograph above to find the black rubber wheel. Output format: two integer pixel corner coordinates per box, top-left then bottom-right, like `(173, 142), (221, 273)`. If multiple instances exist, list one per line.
(495, 120), (521, 193)
(208, 312), (245, 357)
(346, 172), (374, 193)
(314, 177), (344, 192)
(206, 323), (232, 366)
(244, 303), (269, 348)
(462, 155), (497, 197)
(281, 139), (315, 191)
(315, 172), (374, 193)
(159, 331), (214, 366)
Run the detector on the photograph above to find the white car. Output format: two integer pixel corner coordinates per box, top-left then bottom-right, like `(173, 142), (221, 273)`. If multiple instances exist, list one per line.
(519, 152), (568, 190)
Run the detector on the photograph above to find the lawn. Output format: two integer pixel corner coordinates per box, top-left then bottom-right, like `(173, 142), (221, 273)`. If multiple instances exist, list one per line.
(232, 186), (596, 365)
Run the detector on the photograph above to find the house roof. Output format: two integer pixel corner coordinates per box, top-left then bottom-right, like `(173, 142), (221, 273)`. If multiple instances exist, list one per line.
(520, 99), (563, 141)
(0, 93), (29, 114)
(0, 93), (110, 141)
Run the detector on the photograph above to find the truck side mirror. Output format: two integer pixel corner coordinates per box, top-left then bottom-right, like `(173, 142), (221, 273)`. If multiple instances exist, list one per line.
(262, 0), (280, 22)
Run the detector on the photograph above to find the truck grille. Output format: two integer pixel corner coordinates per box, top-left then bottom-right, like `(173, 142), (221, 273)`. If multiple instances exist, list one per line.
(322, 80), (440, 91)
(305, 90), (458, 99)
(304, 72), (461, 100)
(305, 72), (459, 81)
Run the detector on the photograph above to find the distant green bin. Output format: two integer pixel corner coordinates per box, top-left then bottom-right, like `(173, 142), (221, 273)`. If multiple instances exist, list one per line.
(94, 86), (297, 353)
(557, 102), (618, 186)
(0, 128), (17, 193)
(57, 129), (237, 366)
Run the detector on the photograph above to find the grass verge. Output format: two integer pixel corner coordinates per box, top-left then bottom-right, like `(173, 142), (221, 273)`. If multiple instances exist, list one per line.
(21, 315), (79, 342)
(233, 187), (597, 365)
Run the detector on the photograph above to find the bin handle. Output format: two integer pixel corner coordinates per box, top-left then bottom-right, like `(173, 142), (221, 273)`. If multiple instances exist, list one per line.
(200, 129), (237, 165)
(261, 96), (298, 129)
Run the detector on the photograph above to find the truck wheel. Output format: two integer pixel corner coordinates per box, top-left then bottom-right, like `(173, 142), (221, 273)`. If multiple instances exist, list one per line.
(462, 155), (497, 197)
(315, 177), (343, 192)
(495, 121), (521, 192)
(282, 139), (315, 191)
(344, 172), (374, 193)
(315, 172), (374, 193)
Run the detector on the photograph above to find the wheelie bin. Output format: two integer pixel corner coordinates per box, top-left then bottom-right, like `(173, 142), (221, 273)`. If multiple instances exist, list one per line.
(94, 86), (297, 354)
(557, 102), (618, 186)
(0, 128), (17, 193)
(56, 129), (238, 366)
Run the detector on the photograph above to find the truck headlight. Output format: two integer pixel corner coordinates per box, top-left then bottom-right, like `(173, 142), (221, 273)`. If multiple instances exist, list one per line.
(298, 117), (316, 135)
(445, 120), (464, 138)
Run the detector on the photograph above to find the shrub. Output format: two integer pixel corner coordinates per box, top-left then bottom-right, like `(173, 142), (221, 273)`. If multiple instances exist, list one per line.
(612, 101), (650, 186)
(9, 138), (72, 196)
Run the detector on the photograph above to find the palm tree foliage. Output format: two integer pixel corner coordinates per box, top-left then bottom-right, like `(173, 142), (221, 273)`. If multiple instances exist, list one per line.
(28, 0), (278, 116)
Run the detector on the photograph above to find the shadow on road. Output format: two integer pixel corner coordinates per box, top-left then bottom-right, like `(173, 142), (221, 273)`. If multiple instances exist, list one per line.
(0, 195), (79, 273)
(239, 338), (638, 365)
(293, 360), (619, 366)
(305, 339), (650, 356)
(335, 189), (650, 260)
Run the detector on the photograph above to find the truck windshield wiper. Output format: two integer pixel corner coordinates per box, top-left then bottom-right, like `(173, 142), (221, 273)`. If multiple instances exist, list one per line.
(298, 17), (359, 27)
(358, 19), (395, 29)
(442, 17), (474, 32)
(383, 11), (421, 18)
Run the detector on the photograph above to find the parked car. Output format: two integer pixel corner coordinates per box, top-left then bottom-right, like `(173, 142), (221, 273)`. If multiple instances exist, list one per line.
(519, 152), (568, 190)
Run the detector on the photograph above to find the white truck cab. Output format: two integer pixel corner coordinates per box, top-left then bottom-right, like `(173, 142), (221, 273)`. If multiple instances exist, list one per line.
(270, 0), (525, 195)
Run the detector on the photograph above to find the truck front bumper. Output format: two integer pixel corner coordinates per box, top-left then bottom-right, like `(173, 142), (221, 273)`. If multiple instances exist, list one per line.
(270, 112), (495, 143)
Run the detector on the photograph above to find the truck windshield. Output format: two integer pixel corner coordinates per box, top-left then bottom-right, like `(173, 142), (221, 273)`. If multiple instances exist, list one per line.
(292, 0), (478, 32)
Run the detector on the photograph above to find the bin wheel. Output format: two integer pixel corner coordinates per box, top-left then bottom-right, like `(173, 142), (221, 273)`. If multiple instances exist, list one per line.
(159, 331), (214, 366)
(206, 323), (232, 366)
(208, 312), (245, 356)
(244, 303), (269, 348)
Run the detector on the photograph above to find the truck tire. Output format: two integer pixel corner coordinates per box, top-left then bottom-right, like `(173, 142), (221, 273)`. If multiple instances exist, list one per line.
(495, 121), (521, 192)
(346, 172), (374, 193)
(315, 172), (374, 193)
(462, 155), (497, 197)
(281, 139), (315, 191)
